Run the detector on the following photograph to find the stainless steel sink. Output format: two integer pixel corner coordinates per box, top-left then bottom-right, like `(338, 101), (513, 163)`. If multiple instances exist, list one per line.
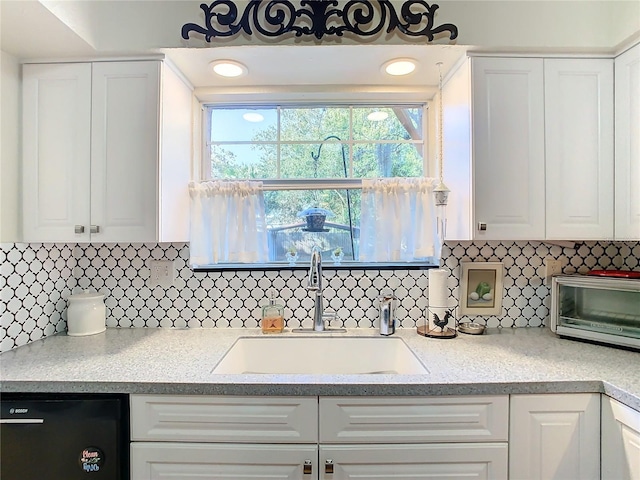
(211, 336), (428, 375)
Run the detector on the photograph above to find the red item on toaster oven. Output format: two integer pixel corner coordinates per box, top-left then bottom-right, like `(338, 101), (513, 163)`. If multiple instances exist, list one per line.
(587, 270), (640, 278)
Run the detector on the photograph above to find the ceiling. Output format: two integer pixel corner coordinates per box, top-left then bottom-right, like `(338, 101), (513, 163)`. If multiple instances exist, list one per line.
(3, 0), (637, 94)
(163, 44), (467, 90)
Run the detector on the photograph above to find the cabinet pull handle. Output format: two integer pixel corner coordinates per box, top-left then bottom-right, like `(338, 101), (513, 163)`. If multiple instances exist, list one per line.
(74, 225), (85, 234)
(303, 459), (312, 475)
(325, 459), (334, 474)
(90, 225), (100, 234)
(478, 222), (487, 231)
(0, 419), (44, 424)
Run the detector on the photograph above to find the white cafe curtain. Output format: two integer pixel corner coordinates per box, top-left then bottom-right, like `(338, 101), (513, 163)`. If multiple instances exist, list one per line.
(359, 177), (440, 262)
(189, 180), (269, 266)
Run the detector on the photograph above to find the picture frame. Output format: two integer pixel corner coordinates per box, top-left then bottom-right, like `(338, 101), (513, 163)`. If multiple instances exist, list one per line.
(459, 262), (504, 315)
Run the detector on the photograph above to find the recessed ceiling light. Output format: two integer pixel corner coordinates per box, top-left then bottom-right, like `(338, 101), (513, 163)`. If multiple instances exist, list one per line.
(383, 58), (417, 76)
(367, 111), (389, 121)
(243, 112), (264, 122)
(210, 60), (248, 78)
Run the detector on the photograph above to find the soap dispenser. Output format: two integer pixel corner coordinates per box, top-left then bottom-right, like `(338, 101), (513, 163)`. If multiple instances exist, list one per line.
(261, 290), (285, 334)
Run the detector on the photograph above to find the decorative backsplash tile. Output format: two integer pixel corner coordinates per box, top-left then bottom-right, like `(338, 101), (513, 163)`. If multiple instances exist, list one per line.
(1, 243), (77, 352)
(1, 241), (639, 353)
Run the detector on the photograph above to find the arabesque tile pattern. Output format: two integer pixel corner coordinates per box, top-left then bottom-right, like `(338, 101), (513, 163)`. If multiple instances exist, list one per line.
(1, 241), (638, 352)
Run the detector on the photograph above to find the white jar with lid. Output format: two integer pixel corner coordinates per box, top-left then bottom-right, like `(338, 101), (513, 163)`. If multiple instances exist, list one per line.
(66, 290), (106, 336)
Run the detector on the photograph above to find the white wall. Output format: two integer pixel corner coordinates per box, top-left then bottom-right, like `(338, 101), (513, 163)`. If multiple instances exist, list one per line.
(0, 50), (21, 242)
(441, 1), (638, 52)
(41, 1), (640, 52)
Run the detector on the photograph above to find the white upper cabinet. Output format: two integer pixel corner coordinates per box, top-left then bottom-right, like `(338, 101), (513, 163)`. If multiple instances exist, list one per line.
(471, 57), (546, 240)
(615, 43), (640, 240)
(466, 56), (617, 241)
(544, 58), (614, 240)
(22, 63), (93, 242)
(90, 61), (160, 243)
(22, 60), (191, 243)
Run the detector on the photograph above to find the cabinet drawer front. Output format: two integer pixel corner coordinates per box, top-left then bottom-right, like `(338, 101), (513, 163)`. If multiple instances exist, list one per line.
(131, 442), (317, 480)
(131, 395), (317, 443)
(320, 443), (508, 480)
(320, 396), (508, 443)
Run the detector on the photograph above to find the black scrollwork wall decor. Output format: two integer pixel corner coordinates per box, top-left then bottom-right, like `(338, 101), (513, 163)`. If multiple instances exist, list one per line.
(181, 0), (458, 42)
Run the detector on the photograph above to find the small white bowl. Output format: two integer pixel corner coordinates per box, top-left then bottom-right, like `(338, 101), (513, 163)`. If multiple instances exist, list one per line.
(458, 322), (486, 335)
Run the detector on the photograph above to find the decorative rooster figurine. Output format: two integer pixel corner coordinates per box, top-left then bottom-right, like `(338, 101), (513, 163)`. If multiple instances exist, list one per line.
(433, 309), (454, 332)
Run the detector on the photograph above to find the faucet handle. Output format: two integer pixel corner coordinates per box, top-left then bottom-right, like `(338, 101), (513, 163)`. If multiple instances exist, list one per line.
(307, 247), (322, 290)
(322, 310), (337, 325)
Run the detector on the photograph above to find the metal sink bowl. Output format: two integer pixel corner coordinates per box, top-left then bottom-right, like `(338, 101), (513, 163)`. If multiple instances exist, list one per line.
(211, 336), (428, 375)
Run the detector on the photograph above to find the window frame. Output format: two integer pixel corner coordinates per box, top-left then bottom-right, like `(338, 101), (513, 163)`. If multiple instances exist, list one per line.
(195, 98), (436, 271)
(201, 102), (430, 184)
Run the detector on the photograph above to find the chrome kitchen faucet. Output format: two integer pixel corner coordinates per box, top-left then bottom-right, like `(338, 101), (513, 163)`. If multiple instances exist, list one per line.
(293, 246), (346, 333)
(307, 246), (325, 331)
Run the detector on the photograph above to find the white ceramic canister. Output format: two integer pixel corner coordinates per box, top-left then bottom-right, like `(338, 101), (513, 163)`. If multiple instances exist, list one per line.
(66, 290), (106, 336)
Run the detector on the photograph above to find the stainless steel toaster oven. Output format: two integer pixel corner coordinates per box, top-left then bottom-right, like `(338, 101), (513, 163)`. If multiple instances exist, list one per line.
(551, 274), (640, 350)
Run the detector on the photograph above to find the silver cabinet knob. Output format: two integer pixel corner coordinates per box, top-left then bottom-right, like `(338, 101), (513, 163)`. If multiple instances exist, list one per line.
(478, 222), (487, 231)
(74, 225), (85, 234)
(90, 225), (100, 234)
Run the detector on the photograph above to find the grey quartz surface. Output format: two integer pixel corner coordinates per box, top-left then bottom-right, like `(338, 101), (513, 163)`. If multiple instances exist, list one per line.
(1, 327), (638, 411)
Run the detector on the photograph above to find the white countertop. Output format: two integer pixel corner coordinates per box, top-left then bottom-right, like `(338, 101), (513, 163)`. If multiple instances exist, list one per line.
(1, 327), (638, 410)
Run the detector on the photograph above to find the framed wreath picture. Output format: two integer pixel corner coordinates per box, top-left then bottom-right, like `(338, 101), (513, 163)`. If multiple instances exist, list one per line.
(459, 262), (504, 315)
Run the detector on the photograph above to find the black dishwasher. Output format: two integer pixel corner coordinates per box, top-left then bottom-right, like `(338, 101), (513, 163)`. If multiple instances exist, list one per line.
(0, 393), (129, 480)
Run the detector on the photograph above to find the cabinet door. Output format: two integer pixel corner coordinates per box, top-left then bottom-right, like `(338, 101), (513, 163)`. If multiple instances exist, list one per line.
(545, 59), (614, 240)
(320, 443), (508, 480)
(509, 393), (600, 480)
(615, 44), (640, 240)
(90, 61), (160, 243)
(472, 57), (545, 240)
(131, 442), (317, 479)
(602, 396), (640, 480)
(22, 63), (92, 242)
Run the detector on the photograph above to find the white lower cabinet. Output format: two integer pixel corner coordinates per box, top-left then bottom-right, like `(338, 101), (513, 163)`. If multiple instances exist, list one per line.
(319, 396), (509, 443)
(130, 395), (509, 480)
(130, 395), (318, 479)
(133, 393), (640, 479)
(320, 444), (508, 479)
(131, 443), (317, 479)
(130, 394), (318, 443)
(319, 396), (508, 480)
(601, 396), (640, 479)
(509, 393), (600, 480)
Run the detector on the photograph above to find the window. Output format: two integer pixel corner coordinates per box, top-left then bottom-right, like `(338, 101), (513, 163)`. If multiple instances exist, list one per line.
(197, 103), (437, 269)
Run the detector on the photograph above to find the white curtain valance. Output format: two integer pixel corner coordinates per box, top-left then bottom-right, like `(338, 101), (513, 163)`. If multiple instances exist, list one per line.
(189, 180), (269, 266)
(359, 177), (440, 262)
